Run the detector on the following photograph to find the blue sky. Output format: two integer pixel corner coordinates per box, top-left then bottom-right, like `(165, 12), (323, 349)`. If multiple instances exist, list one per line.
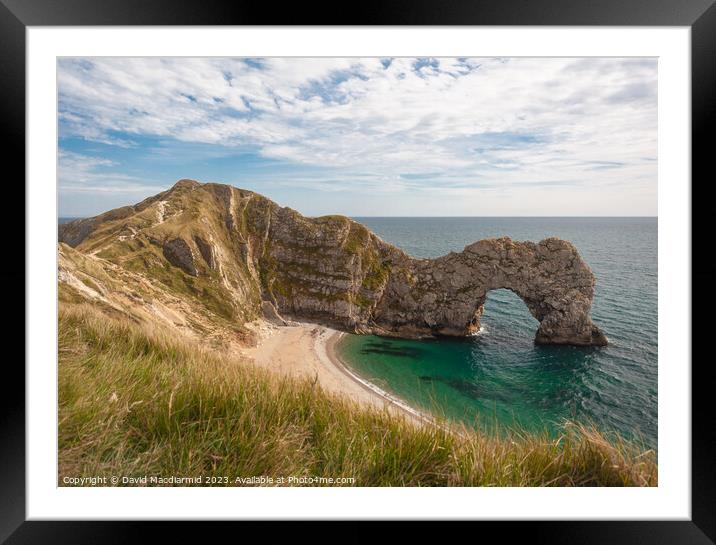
(58, 57), (657, 217)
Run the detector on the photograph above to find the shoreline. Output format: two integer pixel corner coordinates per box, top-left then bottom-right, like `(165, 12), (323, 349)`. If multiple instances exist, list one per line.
(242, 322), (440, 428)
(321, 330), (443, 429)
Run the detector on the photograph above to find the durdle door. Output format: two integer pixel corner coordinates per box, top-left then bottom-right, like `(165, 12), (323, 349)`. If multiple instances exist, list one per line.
(368, 237), (608, 346)
(59, 180), (607, 347)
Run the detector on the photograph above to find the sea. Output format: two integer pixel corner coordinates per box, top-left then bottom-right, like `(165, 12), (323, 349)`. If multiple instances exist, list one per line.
(339, 217), (658, 449)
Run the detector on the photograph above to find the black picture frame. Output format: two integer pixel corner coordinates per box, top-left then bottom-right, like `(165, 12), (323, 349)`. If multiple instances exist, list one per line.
(3, 0), (714, 542)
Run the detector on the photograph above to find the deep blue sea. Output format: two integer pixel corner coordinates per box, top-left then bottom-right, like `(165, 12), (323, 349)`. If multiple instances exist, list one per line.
(339, 218), (657, 448)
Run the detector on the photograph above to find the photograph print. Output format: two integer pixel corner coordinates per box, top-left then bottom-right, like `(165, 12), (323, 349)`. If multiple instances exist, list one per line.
(57, 56), (657, 487)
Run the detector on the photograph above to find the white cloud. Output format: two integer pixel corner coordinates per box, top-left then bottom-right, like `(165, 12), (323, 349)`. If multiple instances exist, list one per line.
(58, 57), (657, 214)
(58, 150), (164, 194)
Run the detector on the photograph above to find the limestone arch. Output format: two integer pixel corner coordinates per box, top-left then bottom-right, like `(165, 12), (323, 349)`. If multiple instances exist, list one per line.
(375, 237), (607, 346)
(457, 238), (608, 346)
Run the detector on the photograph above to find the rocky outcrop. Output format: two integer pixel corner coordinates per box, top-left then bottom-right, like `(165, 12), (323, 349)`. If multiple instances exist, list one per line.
(162, 238), (197, 276)
(59, 180), (607, 346)
(373, 238), (607, 346)
(58, 218), (98, 248)
(193, 235), (215, 269)
(257, 209), (606, 346)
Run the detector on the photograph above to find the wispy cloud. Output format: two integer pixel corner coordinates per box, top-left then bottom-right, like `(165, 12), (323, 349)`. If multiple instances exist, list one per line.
(58, 57), (657, 216)
(59, 150), (164, 194)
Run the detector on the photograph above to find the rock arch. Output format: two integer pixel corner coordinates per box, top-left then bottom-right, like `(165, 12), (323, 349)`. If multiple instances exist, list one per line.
(372, 237), (608, 346)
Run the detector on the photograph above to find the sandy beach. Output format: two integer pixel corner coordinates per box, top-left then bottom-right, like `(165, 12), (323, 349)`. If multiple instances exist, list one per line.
(242, 322), (435, 426)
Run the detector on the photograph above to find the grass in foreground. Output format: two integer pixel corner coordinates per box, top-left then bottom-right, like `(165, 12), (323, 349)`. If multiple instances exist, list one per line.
(58, 305), (657, 487)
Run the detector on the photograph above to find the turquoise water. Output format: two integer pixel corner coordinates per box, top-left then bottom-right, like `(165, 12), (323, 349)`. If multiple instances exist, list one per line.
(339, 218), (657, 448)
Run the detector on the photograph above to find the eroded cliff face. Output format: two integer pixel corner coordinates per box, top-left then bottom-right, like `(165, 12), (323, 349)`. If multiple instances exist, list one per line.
(59, 179), (607, 346)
